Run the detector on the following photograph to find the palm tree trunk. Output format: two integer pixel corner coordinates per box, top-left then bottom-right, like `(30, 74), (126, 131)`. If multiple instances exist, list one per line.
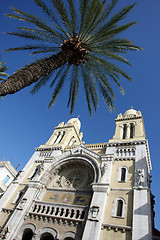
(0, 48), (74, 96)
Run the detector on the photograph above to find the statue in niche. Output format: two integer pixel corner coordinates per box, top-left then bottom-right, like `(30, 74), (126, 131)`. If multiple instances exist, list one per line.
(30, 163), (44, 180)
(13, 186), (27, 204)
(101, 163), (108, 177)
(137, 169), (144, 187)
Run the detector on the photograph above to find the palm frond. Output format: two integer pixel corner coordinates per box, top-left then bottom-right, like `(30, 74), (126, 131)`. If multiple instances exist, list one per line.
(85, 3), (136, 44)
(80, 65), (92, 115)
(50, 67), (64, 88)
(67, 65), (79, 115)
(48, 64), (70, 108)
(31, 71), (55, 94)
(86, 61), (115, 111)
(17, 27), (64, 43)
(6, 7), (64, 40)
(84, 0), (118, 37)
(88, 53), (132, 82)
(0, 59), (9, 80)
(80, 0), (102, 41)
(78, 0), (90, 38)
(66, 0), (77, 34)
(51, 0), (73, 36)
(34, 0), (69, 38)
(88, 59), (115, 99)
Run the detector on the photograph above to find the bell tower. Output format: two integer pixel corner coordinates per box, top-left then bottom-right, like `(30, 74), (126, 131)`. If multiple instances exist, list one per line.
(41, 117), (83, 149)
(109, 108), (146, 142)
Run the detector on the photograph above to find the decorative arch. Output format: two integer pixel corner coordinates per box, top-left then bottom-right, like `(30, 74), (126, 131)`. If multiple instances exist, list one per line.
(40, 148), (100, 187)
(18, 223), (36, 240)
(36, 227), (58, 240)
(60, 231), (80, 240)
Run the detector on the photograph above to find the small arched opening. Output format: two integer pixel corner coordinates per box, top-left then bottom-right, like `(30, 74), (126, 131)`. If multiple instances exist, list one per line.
(123, 124), (127, 139)
(116, 199), (123, 217)
(121, 167), (126, 181)
(40, 232), (54, 240)
(130, 123), (135, 138)
(22, 228), (33, 240)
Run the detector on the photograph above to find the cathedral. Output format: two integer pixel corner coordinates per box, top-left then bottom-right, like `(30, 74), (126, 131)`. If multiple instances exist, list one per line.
(0, 108), (158, 240)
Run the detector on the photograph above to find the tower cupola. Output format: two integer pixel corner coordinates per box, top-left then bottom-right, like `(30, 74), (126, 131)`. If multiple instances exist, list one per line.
(109, 108), (146, 142)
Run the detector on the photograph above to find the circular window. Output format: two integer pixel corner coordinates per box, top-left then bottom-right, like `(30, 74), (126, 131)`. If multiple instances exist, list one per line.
(51, 161), (94, 190)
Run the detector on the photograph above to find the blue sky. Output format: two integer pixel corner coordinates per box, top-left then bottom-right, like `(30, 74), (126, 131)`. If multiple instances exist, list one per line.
(0, 0), (160, 229)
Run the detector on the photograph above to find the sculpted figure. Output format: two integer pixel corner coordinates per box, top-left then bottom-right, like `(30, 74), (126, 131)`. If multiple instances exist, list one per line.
(30, 163), (44, 180)
(137, 169), (144, 186)
(101, 163), (108, 177)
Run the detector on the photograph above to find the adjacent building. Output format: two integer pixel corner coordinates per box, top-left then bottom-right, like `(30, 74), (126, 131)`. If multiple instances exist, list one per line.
(0, 161), (17, 197)
(0, 109), (158, 239)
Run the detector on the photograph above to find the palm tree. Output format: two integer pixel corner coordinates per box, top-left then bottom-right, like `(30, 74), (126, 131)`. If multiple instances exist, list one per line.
(0, 59), (8, 80)
(0, 0), (141, 115)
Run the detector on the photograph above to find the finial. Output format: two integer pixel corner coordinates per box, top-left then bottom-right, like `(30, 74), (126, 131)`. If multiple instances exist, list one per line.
(77, 115), (80, 119)
(131, 106), (133, 109)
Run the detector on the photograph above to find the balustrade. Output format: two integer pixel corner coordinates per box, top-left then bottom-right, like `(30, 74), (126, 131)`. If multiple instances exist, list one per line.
(116, 148), (135, 158)
(30, 201), (87, 222)
(39, 151), (52, 158)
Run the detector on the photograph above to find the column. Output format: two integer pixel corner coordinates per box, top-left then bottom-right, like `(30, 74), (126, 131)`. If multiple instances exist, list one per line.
(126, 123), (130, 139)
(119, 125), (124, 139)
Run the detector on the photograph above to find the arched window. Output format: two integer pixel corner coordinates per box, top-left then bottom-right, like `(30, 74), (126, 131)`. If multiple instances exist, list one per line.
(123, 124), (127, 139)
(118, 167), (128, 182)
(22, 228), (33, 240)
(130, 123), (135, 138)
(121, 168), (126, 181)
(40, 232), (54, 240)
(116, 200), (123, 217)
(113, 198), (126, 218)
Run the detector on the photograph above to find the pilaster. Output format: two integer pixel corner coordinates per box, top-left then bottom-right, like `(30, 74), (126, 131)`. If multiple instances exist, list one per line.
(82, 184), (109, 240)
(3, 182), (42, 240)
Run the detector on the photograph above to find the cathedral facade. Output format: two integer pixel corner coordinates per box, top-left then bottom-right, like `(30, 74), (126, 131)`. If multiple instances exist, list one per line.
(0, 109), (155, 240)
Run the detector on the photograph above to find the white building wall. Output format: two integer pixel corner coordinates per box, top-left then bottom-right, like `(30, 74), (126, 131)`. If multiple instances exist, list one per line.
(0, 162), (17, 193)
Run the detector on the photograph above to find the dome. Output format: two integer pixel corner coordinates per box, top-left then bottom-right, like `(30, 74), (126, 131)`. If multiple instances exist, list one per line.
(67, 118), (81, 132)
(124, 108), (137, 116)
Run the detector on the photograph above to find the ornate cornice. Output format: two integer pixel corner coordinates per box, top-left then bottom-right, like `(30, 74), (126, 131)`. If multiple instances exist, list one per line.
(115, 115), (142, 122)
(35, 146), (62, 151)
(102, 223), (131, 232)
